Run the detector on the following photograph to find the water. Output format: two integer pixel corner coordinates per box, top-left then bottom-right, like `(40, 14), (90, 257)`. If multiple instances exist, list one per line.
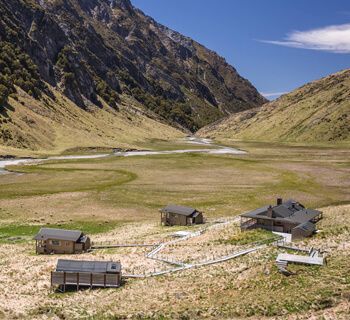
(0, 137), (245, 174)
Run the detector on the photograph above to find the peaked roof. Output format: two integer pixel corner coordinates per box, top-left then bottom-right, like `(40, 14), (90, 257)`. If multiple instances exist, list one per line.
(33, 228), (82, 241)
(56, 259), (121, 273)
(241, 199), (322, 225)
(160, 204), (198, 216)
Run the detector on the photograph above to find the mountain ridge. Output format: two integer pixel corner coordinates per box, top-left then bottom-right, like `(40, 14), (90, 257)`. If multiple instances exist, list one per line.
(0, 0), (266, 135)
(198, 68), (350, 143)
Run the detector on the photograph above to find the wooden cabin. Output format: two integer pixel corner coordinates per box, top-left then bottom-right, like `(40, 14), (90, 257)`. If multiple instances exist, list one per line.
(160, 204), (204, 226)
(33, 228), (91, 254)
(240, 198), (322, 240)
(51, 259), (122, 292)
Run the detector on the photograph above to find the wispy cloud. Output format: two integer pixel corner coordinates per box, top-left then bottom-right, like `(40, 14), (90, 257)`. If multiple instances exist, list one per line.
(259, 23), (350, 53)
(261, 91), (288, 98)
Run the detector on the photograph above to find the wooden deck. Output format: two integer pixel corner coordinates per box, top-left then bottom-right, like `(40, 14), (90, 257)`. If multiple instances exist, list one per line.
(276, 253), (324, 266)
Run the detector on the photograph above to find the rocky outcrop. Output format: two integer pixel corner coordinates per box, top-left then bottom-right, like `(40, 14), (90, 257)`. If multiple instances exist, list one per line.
(0, 0), (266, 131)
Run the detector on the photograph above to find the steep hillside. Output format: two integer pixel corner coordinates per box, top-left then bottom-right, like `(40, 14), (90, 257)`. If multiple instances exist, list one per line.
(198, 69), (350, 143)
(0, 0), (266, 136)
(0, 86), (182, 157)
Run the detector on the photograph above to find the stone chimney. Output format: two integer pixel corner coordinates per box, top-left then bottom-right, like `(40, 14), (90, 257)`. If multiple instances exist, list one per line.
(267, 205), (273, 218)
(277, 198), (283, 206)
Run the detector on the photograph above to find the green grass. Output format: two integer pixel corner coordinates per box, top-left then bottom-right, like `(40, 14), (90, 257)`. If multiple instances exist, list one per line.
(1, 161), (137, 199)
(218, 229), (280, 246)
(0, 144), (348, 223)
(0, 220), (123, 243)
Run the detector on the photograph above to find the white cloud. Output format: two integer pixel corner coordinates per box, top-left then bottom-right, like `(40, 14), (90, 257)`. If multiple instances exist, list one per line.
(261, 91), (288, 98)
(259, 23), (350, 53)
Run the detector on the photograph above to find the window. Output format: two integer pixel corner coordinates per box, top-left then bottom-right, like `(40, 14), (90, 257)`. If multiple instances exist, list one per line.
(51, 240), (60, 246)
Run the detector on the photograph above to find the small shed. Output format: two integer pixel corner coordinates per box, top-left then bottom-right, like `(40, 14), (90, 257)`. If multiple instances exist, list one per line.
(160, 204), (204, 226)
(33, 228), (91, 254)
(51, 259), (122, 292)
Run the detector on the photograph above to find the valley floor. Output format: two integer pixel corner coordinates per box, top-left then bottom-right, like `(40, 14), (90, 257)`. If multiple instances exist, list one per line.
(0, 139), (349, 319)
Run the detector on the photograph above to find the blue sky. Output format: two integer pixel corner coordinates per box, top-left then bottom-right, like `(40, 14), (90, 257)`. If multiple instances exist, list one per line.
(131, 0), (350, 99)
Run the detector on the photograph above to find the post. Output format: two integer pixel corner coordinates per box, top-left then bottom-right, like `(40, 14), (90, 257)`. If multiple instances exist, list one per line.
(77, 272), (79, 291)
(90, 273), (93, 289)
(104, 274), (106, 288)
(63, 272), (66, 293)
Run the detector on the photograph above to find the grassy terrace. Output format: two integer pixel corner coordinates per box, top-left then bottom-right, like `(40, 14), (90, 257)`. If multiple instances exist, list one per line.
(0, 140), (348, 226)
(0, 139), (349, 319)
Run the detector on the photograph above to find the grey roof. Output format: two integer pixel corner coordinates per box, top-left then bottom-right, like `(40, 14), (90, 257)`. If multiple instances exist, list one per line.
(243, 205), (270, 217)
(33, 228), (82, 241)
(241, 199), (322, 225)
(160, 204), (198, 216)
(288, 209), (321, 224)
(273, 205), (293, 218)
(294, 221), (316, 232)
(56, 259), (121, 273)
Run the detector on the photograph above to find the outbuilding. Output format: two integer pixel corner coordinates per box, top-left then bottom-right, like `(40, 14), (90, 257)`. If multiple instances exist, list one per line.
(160, 204), (204, 226)
(34, 228), (91, 254)
(51, 259), (122, 292)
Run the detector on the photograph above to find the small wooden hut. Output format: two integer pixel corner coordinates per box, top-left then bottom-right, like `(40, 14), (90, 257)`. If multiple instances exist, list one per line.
(160, 204), (204, 226)
(33, 228), (91, 254)
(51, 259), (122, 292)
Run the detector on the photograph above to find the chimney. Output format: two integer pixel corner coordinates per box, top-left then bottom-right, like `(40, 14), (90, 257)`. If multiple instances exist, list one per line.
(267, 205), (273, 218)
(277, 198), (283, 206)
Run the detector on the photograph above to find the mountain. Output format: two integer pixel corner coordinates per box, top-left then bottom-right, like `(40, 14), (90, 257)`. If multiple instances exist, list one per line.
(0, 86), (184, 157)
(0, 0), (266, 144)
(198, 69), (350, 143)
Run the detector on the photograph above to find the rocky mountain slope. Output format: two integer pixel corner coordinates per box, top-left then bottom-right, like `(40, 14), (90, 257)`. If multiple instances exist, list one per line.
(198, 69), (350, 143)
(0, 0), (266, 140)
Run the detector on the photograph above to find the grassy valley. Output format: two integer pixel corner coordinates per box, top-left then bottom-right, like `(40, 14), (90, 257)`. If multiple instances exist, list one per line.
(0, 140), (349, 319)
(0, 1), (349, 319)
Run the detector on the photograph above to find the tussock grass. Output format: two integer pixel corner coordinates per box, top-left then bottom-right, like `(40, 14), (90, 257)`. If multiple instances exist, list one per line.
(0, 142), (349, 319)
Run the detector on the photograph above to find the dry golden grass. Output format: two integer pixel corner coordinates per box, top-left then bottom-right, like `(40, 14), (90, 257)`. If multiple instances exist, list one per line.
(0, 205), (349, 319)
(0, 141), (349, 319)
(197, 69), (350, 143)
(0, 86), (183, 157)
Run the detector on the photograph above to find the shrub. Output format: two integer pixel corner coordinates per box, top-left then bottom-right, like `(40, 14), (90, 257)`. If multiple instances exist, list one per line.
(0, 41), (45, 102)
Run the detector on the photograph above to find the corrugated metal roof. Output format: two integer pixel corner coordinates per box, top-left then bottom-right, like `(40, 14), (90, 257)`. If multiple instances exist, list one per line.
(161, 204), (197, 216)
(33, 228), (82, 241)
(56, 259), (121, 273)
